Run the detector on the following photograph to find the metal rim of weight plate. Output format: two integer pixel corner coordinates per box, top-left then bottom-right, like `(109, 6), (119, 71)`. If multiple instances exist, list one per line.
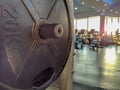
(0, 0), (72, 90)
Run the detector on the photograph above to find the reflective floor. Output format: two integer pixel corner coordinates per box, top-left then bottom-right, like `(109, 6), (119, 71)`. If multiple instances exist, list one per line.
(73, 45), (120, 90)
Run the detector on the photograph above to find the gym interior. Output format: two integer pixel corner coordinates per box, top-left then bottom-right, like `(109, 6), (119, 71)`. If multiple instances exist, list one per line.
(73, 0), (120, 90)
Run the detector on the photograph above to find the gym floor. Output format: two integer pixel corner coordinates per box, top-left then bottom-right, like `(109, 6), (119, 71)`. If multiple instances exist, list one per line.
(73, 44), (120, 90)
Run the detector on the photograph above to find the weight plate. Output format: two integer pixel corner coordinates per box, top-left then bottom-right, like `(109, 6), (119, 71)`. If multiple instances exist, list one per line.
(0, 0), (72, 90)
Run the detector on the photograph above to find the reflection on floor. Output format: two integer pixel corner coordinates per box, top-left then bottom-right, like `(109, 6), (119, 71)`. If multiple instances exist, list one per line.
(73, 45), (120, 90)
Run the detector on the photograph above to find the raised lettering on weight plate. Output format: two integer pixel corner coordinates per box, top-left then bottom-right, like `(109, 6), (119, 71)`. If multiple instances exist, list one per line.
(4, 19), (17, 30)
(1, 4), (24, 74)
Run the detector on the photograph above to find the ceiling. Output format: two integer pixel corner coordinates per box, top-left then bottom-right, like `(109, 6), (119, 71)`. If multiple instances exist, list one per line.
(74, 0), (120, 18)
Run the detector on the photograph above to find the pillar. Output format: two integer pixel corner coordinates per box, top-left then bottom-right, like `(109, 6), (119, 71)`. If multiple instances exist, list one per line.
(100, 15), (105, 34)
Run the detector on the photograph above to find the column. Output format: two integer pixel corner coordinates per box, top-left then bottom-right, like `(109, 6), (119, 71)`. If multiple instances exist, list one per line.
(100, 15), (105, 34)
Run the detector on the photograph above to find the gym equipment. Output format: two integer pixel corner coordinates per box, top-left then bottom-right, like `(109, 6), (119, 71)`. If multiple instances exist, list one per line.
(100, 35), (109, 46)
(89, 39), (99, 51)
(0, 0), (72, 90)
(116, 33), (120, 45)
(75, 41), (83, 49)
(74, 35), (83, 49)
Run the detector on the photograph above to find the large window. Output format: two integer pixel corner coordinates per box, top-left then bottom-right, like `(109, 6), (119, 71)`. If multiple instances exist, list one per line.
(74, 19), (77, 29)
(88, 16), (100, 32)
(74, 16), (100, 32)
(74, 16), (120, 34)
(77, 18), (87, 31)
(105, 16), (120, 35)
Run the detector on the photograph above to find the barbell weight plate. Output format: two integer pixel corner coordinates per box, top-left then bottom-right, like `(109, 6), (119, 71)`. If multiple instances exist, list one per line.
(0, 0), (72, 89)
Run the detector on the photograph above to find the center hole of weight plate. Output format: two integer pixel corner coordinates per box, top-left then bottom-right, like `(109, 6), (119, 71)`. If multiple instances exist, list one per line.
(58, 29), (61, 34)
(39, 23), (64, 39)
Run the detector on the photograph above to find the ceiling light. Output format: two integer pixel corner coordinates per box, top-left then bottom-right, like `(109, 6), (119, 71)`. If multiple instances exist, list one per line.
(98, 10), (100, 12)
(102, 9), (105, 11)
(115, 11), (118, 13)
(96, 0), (99, 1)
(104, 4), (107, 6)
(82, 2), (85, 4)
(92, 6), (95, 8)
(74, 7), (78, 10)
(110, 9), (113, 12)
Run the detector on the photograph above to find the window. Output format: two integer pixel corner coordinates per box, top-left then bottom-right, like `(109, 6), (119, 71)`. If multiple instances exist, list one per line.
(105, 16), (120, 35)
(77, 18), (87, 31)
(88, 16), (100, 32)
